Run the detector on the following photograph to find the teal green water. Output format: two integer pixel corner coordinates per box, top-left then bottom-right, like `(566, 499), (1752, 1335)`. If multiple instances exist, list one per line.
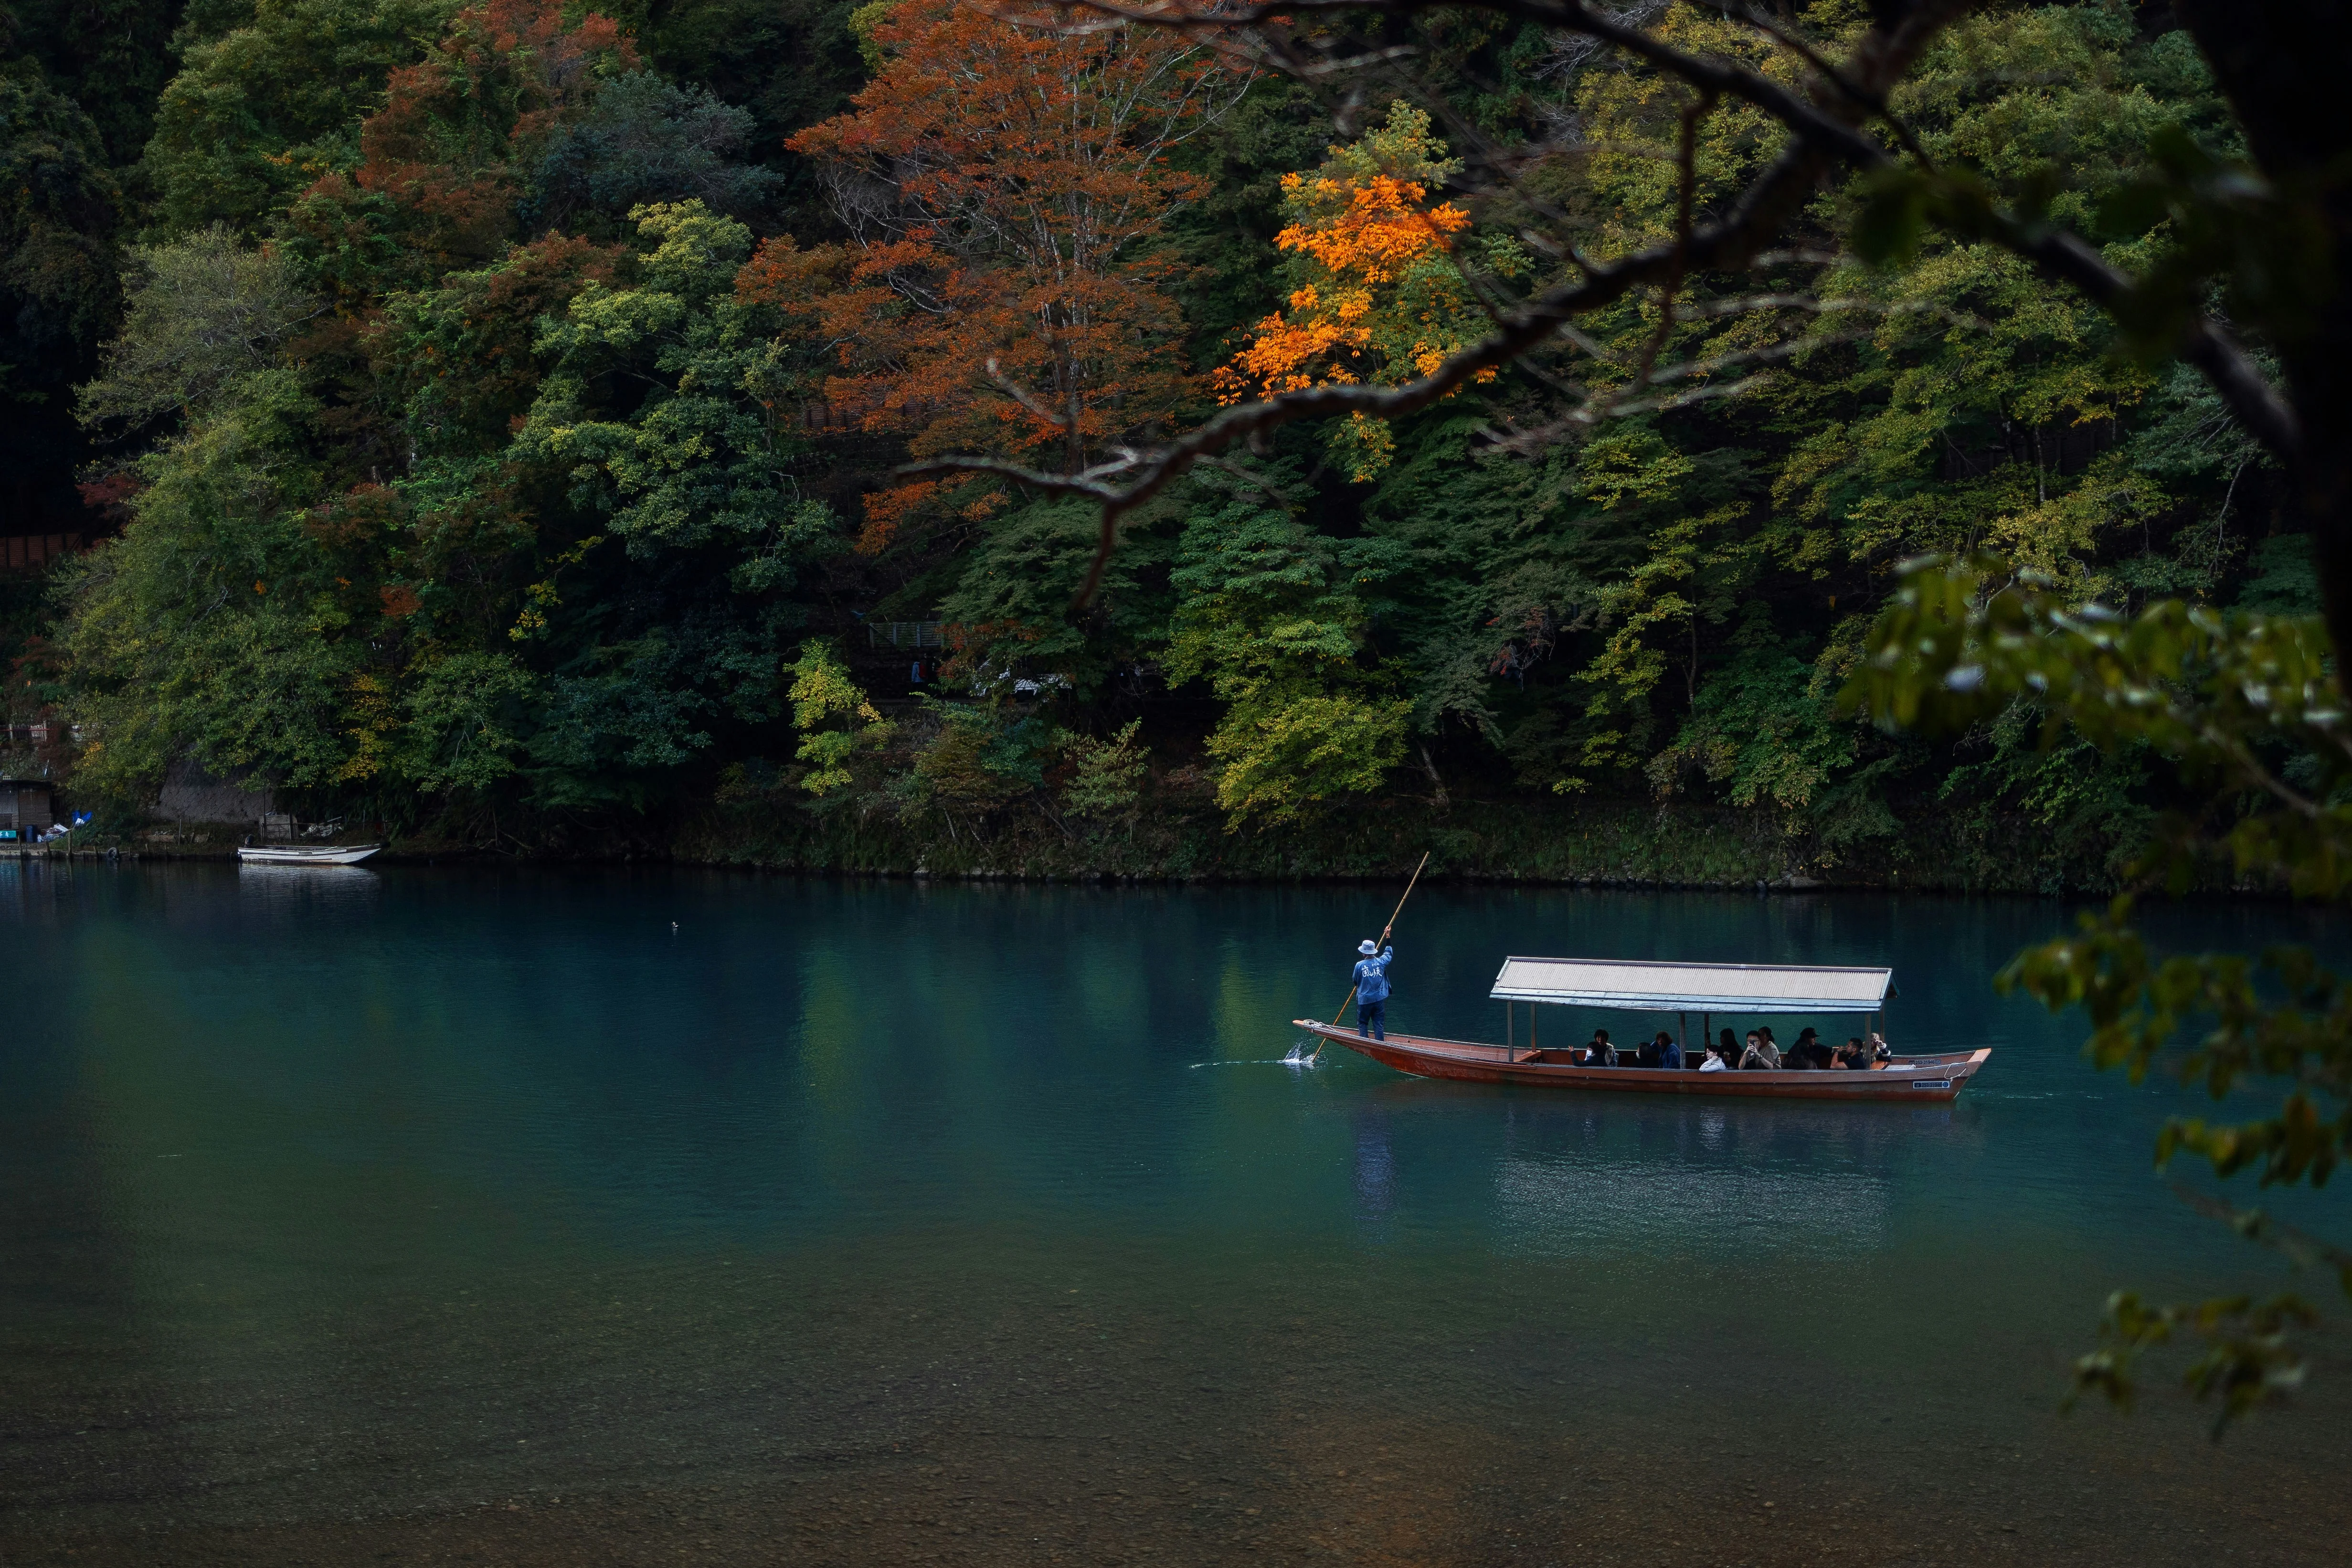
(2, 864), (2347, 1565)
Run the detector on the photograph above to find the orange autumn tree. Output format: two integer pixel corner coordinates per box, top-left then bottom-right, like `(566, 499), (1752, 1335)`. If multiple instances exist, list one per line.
(768, 0), (1236, 553)
(1215, 103), (1518, 481)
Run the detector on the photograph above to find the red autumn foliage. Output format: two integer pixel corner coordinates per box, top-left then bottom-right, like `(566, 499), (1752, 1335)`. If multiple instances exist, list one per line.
(307, 482), (412, 550)
(292, 0), (631, 291)
(76, 470), (141, 527)
(360, 0), (629, 255)
(939, 617), (1043, 683)
(765, 0), (1235, 554)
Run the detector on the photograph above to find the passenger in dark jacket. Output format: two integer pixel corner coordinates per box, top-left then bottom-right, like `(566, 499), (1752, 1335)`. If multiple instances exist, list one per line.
(1585, 1028), (1615, 1067)
(1654, 1030), (1682, 1070)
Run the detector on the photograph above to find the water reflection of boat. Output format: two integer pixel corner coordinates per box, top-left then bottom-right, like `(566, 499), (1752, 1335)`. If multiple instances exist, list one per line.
(1297, 955), (1991, 1102)
(237, 843), (382, 866)
(1494, 1150), (1894, 1257)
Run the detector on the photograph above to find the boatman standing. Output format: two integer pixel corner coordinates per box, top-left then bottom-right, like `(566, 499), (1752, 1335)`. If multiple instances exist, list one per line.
(1353, 932), (1395, 1040)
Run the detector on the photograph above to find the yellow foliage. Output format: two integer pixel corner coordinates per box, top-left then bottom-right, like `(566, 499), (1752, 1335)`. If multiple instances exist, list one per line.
(786, 640), (890, 795)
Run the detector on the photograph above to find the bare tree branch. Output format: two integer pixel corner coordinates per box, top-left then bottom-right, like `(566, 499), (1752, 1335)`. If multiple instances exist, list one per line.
(1981, 221), (2301, 462)
(899, 0), (2299, 611)
(1629, 88), (1716, 391)
(984, 356), (1071, 427)
(1058, 0), (1896, 165)
(906, 126), (1847, 608)
(2170, 1183), (2352, 1285)
(1697, 0), (1937, 170)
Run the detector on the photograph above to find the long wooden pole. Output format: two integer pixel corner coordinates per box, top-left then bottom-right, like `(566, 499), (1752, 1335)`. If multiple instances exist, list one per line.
(1313, 851), (1431, 1062)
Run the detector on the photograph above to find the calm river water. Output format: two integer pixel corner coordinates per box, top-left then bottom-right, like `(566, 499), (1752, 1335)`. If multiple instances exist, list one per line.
(2, 864), (2347, 1567)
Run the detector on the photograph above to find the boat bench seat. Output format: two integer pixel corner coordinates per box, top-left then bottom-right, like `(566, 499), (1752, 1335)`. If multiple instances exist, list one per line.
(1515, 1049), (1706, 1068)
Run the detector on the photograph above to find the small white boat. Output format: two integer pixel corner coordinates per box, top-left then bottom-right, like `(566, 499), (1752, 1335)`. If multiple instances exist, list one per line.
(237, 843), (382, 866)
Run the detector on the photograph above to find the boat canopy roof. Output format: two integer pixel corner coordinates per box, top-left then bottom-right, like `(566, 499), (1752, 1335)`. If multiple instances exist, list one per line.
(1490, 956), (1893, 1014)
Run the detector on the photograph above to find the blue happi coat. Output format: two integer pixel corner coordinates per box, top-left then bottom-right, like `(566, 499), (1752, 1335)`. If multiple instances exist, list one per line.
(1352, 947), (1394, 1003)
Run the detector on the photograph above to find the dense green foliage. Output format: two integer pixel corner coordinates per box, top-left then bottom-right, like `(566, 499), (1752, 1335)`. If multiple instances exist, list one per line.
(0, 0), (2311, 871)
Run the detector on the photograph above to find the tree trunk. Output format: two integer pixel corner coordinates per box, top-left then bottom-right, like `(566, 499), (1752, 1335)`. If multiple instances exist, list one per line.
(1417, 742), (1449, 811)
(2176, 2), (2352, 653)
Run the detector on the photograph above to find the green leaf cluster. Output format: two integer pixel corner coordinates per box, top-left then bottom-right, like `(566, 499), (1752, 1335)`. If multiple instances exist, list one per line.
(1166, 487), (1410, 826)
(1846, 551), (2352, 1421)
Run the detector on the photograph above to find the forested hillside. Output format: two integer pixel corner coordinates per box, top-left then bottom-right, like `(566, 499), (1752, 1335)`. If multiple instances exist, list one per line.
(0, 0), (2305, 882)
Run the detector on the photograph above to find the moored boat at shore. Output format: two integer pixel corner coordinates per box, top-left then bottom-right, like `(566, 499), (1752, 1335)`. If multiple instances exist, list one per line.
(237, 843), (382, 866)
(1296, 955), (1990, 1102)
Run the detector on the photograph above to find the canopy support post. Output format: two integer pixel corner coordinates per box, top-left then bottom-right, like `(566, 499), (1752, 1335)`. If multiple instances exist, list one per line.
(1679, 1011), (1688, 1068)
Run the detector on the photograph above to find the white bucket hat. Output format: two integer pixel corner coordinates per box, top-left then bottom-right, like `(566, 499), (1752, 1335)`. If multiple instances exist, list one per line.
(1358, 939), (1378, 954)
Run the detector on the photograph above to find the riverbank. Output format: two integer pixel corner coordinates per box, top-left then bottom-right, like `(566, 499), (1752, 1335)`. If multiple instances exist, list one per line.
(670, 792), (2148, 894)
(62, 788), (2163, 893)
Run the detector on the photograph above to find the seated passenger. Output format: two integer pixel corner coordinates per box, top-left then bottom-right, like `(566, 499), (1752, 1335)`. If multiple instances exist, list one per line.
(1654, 1030), (1682, 1070)
(1738, 1030), (1779, 1070)
(1636, 1034), (1660, 1068)
(1699, 1044), (1728, 1072)
(1869, 1031), (1892, 1065)
(1718, 1027), (1740, 1063)
(1792, 1027), (1833, 1069)
(1585, 1028), (1615, 1067)
(1837, 1036), (1867, 1070)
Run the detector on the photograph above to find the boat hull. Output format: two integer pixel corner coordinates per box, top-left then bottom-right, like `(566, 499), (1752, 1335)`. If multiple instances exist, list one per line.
(237, 844), (382, 866)
(1294, 1020), (1988, 1102)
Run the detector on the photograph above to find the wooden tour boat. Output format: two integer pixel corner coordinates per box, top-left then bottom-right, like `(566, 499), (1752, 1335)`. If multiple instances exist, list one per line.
(1297, 956), (1990, 1102)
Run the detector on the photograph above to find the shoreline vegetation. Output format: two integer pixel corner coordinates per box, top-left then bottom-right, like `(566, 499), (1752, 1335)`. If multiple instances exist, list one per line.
(86, 789), (2202, 896)
(672, 795), (2146, 893)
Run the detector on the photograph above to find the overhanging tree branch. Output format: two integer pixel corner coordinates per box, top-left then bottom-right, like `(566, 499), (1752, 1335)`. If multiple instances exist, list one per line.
(916, 0), (2300, 612)
(906, 126), (1843, 606)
